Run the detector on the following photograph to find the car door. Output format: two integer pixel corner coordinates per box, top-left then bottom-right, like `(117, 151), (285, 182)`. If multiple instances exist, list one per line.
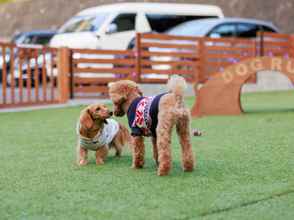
(100, 13), (137, 50)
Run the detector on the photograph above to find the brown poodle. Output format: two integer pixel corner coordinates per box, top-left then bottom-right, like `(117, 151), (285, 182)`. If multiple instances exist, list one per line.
(108, 75), (195, 176)
(76, 103), (130, 166)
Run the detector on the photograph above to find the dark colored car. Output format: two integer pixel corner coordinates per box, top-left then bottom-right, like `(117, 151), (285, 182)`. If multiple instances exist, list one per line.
(0, 30), (56, 83)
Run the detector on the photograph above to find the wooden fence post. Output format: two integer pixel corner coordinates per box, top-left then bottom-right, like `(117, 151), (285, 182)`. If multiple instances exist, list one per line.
(196, 38), (205, 89)
(57, 47), (70, 103)
(135, 32), (141, 83)
(290, 35), (294, 58)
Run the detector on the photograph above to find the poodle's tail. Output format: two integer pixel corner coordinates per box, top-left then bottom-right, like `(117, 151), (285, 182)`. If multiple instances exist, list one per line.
(167, 75), (187, 109)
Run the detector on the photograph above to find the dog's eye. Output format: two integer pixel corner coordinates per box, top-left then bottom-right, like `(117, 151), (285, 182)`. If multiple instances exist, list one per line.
(95, 107), (100, 111)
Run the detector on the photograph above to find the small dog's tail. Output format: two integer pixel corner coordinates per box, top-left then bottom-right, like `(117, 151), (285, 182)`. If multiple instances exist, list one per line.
(167, 75), (187, 108)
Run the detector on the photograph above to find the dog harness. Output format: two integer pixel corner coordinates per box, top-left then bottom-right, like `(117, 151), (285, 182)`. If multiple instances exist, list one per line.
(127, 93), (166, 137)
(77, 119), (119, 151)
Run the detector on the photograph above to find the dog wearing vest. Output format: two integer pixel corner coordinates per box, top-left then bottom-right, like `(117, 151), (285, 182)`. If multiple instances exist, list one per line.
(76, 103), (130, 166)
(108, 75), (195, 176)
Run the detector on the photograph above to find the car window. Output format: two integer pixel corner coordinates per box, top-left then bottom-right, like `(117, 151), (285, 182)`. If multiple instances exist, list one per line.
(146, 14), (217, 33)
(111, 14), (136, 33)
(261, 25), (276, 33)
(59, 14), (108, 33)
(236, 23), (260, 38)
(209, 23), (237, 37)
(166, 21), (209, 36)
(34, 35), (54, 45)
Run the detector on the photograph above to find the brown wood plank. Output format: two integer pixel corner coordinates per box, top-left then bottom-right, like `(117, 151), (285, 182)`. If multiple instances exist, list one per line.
(139, 78), (168, 84)
(73, 67), (133, 74)
(73, 58), (135, 65)
(18, 56), (23, 103)
(205, 45), (255, 52)
(27, 50), (32, 103)
(74, 77), (122, 84)
(141, 33), (200, 41)
(72, 48), (134, 56)
(263, 41), (290, 46)
(42, 48), (47, 102)
(205, 53), (249, 59)
(34, 49), (39, 102)
(1, 45), (7, 104)
(141, 42), (197, 50)
(74, 86), (108, 93)
(141, 68), (194, 75)
(9, 45), (15, 104)
(141, 51), (198, 59)
(141, 59), (199, 67)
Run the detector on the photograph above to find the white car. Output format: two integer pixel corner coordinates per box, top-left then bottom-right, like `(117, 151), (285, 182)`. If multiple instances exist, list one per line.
(50, 2), (224, 50)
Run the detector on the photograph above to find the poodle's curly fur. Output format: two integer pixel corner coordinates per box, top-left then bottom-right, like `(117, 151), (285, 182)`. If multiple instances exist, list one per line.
(108, 75), (195, 176)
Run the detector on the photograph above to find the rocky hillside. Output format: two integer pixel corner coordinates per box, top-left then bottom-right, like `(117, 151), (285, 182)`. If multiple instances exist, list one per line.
(0, 0), (294, 38)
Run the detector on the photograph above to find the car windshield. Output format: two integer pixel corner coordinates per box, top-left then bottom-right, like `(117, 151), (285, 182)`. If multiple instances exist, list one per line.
(166, 21), (211, 36)
(58, 14), (108, 34)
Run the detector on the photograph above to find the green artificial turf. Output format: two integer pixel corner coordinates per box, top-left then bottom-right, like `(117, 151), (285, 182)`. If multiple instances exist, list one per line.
(0, 91), (294, 220)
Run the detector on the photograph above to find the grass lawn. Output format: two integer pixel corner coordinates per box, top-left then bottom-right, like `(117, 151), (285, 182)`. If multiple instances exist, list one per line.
(0, 90), (294, 220)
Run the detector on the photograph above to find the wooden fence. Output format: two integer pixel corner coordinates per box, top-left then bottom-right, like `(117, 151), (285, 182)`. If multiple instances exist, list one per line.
(1, 32), (294, 108)
(0, 43), (63, 108)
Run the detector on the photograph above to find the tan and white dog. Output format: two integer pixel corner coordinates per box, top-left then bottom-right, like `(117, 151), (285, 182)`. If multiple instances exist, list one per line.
(76, 103), (130, 166)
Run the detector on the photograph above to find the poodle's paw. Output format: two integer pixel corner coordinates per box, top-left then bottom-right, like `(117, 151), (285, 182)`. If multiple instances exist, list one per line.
(79, 159), (88, 166)
(132, 161), (144, 169)
(96, 159), (105, 165)
(183, 162), (194, 172)
(157, 163), (171, 176)
(157, 169), (169, 176)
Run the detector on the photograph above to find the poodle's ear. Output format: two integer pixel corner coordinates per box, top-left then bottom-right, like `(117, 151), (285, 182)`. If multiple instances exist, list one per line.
(80, 109), (93, 129)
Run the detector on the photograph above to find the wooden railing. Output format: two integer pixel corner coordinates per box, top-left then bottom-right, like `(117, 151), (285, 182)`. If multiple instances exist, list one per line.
(0, 43), (61, 108)
(1, 32), (294, 108)
(70, 48), (135, 98)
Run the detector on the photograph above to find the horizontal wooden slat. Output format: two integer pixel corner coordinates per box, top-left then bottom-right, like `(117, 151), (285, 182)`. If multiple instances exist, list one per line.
(205, 53), (249, 59)
(72, 48), (134, 56)
(73, 67), (133, 74)
(203, 37), (253, 44)
(141, 42), (197, 50)
(139, 78), (168, 83)
(141, 33), (200, 41)
(141, 68), (194, 75)
(205, 46), (255, 52)
(262, 32), (290, 38)
(74, 86), (108, 93)
(141, 59), (199, 67)
(74, 77), (123, 84)
(73, 58), (135, 65)
(263, 41), (290, 46)
(141, 51), (198, 58)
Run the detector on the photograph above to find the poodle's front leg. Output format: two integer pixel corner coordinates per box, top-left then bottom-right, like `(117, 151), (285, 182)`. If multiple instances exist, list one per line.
(131, 136), (145, 169)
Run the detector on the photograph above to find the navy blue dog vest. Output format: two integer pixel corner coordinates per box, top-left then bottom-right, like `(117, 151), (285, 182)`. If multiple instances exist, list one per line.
(127, 93), (166, 137)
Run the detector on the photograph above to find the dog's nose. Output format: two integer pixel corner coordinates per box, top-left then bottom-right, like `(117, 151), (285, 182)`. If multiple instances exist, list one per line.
(109, 111), (113, 116)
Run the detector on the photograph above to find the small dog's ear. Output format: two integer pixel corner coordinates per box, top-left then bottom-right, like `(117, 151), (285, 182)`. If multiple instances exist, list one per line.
(80, 109), (93, 129)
